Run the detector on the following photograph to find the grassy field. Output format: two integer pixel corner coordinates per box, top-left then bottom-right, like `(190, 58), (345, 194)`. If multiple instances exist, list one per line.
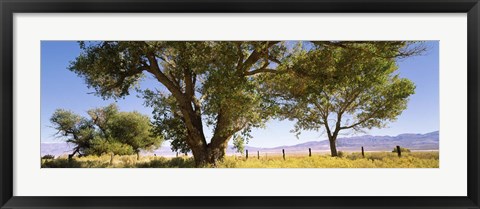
(41, 151), (439, 168)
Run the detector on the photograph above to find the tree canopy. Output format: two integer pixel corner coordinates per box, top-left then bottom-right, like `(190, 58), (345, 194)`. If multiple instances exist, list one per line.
(70, 41), (286, 166)
(50, 109), (95, 157)
(50, 104), (163, 158)
(266, 42), (417, 156)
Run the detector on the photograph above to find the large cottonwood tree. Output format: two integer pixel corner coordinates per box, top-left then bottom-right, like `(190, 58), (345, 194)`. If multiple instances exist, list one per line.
(70, 41), (285, 167)
(267, 42), (420, 156)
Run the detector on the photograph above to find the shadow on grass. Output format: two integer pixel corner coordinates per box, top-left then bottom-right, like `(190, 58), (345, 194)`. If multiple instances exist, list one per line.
(42, 158), (83, 168)
(41, 157), (196, 168)
(136, 157), (195, 168)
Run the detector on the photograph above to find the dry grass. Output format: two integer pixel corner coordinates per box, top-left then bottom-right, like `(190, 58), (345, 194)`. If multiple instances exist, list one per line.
(41, 151), (439, 168)
(219, 151), (439, 168)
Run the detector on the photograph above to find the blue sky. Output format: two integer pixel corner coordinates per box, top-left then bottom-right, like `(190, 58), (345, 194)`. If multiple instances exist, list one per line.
(41, 41), (439, 148)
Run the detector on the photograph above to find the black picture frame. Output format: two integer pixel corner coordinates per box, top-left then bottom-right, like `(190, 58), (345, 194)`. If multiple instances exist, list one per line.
(1, 0), (479, 208)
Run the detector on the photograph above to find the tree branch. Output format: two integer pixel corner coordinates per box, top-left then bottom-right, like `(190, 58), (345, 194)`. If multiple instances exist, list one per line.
(235, 42), (245, 71)
(145, 53), (185, 101)
(102, 65), (147, 93)
(338, 89), (362, 115)
(312, 41), (425, 59)
(339, 109), (380, 130)
(241, 41), (280, 73)
(183, 66), (196, 97)
(244, 68), (277, 76)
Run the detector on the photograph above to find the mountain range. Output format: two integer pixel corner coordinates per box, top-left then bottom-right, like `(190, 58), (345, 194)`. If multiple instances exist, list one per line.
(41, 131), (439, 157)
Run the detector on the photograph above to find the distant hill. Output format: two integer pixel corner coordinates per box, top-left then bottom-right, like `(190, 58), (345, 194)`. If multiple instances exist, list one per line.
(41, 131), (439, 157)
(242, 131), (439, 154)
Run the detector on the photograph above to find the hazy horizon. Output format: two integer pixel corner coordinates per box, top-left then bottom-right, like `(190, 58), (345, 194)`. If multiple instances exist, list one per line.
(42, 130), (439, 148)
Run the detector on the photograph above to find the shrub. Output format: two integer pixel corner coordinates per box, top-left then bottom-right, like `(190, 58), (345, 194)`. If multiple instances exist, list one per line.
(41, 154), (55, 159)
(392, 147), (411, 153)
(41, 158), (82, 168)
(346, 152), (364, 160)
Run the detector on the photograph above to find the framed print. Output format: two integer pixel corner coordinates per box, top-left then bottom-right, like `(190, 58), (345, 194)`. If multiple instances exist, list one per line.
(1, 0), (479, 208)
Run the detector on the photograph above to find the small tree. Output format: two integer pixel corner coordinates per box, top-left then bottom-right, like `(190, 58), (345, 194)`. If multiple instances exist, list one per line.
(87, 103), (119, 135)
(271, 43), (417, 157)
(85, 136), (135, 156)
(50, 104), (163, 158)
(107, 111), (163, 159)
(50, 109), (95, 159)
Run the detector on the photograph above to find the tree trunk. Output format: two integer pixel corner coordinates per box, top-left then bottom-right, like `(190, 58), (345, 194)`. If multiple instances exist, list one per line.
(68, 148), (79, 160)
(207, 140), (229, 166)
(324, 123), (340, 157)
(190, 145), (208, 167)
(189, 137), (229, 167)
(329, 138), (338, 157)
(326, 127), (340, 157)
(181, 106), (235, 167)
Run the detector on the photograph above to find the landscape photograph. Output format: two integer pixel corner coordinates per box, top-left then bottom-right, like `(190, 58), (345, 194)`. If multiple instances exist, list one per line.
(41, 41), (439, 168)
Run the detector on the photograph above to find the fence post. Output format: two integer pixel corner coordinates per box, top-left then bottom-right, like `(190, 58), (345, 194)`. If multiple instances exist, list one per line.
(309, 148), (312, 157)
(361, 146), (365, 158)
(396, 145), (402, 157)
(282, 149), (286, 160)
(110, 153), (114, 165)
(246, 150), (249, 159)
(257, 151), (260, 159)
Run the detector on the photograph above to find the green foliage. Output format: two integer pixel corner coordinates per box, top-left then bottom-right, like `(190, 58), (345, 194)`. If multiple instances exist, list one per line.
(85, 136), (135, 156)
(68, 41), (424, 164)
(50, 109), (85, 134)
(87, 103), (119, 134)
(232, 134), (246, 154)
(49, 109), (95, 154)
(392, 147), (411, 153)
(41, 154), (55, 160)
(69, 42), (149, 99)
(107, 111), (162, 153)
(143, 91), (191, 154)
(70, 41), (286, 162)
(50, 104), (163, 156)
(276, 43), (416, 131)
(266, 42), (418, 157)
